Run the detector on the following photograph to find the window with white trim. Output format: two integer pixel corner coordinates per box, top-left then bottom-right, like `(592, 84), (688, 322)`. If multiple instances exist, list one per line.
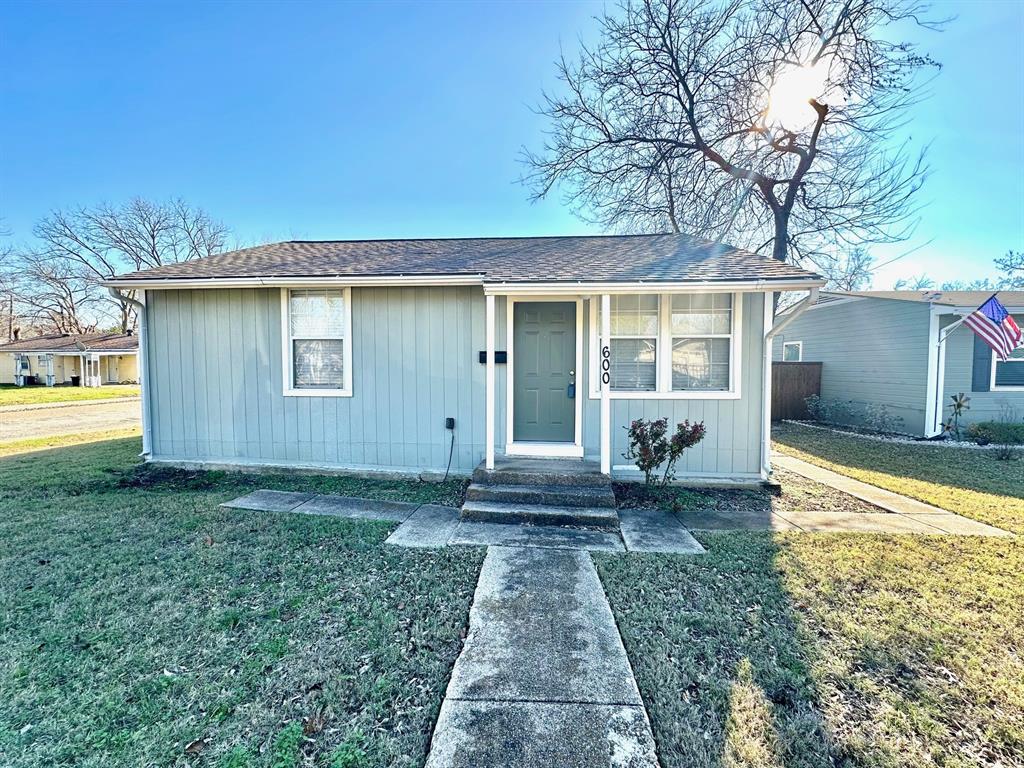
(608, 295), (658, 391)
(782, 341), (802, 362)
(670, 294), (732, 390)
(283, 288), (352, 395)
(993, 346), (1024, 389)
(592, 292), (740, 397)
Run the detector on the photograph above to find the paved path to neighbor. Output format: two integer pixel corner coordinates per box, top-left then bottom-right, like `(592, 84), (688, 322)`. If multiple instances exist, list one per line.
(0, 399), (140, 441)
(773, 454), (1013, 537)
(424, 546), (659, 768)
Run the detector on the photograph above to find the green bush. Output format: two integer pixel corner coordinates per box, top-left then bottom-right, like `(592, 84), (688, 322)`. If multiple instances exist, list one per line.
(967, 421), (1024, 445)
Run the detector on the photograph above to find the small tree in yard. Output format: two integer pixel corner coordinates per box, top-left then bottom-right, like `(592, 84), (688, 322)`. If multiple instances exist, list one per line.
(623, 418), (706, 486)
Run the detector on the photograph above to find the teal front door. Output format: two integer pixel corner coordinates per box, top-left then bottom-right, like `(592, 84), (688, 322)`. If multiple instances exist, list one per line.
(513, 302), (576, 442)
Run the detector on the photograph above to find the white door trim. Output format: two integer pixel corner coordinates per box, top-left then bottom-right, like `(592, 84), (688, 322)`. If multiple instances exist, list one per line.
(504, 295), (584, 458)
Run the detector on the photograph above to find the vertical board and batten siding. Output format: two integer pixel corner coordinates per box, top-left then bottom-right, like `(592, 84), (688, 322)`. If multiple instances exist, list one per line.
(580, 292), (766, 477)
(147, 287), (508, 473)
(770, 298), (932, 434)
(146, 286), (767, 477)
(940, 315), (1024, 424)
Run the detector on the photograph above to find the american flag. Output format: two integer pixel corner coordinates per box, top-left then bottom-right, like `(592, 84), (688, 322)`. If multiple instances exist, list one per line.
(962, 294), (1022, 361)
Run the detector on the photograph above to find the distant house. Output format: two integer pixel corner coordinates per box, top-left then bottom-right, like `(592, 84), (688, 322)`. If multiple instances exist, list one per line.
(771, 290), (1024, 435)
(0, 332), (139, 386)
(103, 234), (822, 482)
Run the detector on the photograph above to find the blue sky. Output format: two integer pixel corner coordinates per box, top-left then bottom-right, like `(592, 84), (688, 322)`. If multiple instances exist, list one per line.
(1, 0), (1021, 287)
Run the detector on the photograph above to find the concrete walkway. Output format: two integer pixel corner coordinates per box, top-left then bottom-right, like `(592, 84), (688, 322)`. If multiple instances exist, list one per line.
(424, 546), (659, 768)
(221, 491), (707, 554)
(773, 454), (1013, 537)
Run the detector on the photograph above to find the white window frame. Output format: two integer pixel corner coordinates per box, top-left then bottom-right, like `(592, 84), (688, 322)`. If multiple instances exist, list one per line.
(280, 287), (353, 397)
(990, 347), (1024, 391)
(782, 341), (803, 362)
(589, 291), (742, 400)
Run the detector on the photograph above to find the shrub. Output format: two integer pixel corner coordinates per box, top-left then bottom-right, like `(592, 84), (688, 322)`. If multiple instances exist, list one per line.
(967, 421), (1024, 446)
(864, 403), (905, 435)
(623, 418), (706, 486)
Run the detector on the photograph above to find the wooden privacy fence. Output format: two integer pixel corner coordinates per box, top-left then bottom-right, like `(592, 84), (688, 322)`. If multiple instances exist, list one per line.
(771, 362), (822, 421)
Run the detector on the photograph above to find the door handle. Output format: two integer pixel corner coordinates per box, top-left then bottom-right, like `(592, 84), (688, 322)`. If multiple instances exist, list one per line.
(567, 382), (576, 399)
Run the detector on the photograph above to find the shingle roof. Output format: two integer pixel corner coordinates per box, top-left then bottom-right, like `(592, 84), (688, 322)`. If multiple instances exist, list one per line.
(110, 234), (821, 284)
(825, 290), (1024, 307)
(0, 332), (139, 354)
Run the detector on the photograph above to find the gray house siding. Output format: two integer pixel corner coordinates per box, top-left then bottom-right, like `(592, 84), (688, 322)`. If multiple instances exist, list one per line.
(940, 314), (1024, 425)
(146, 286), (766, 477)
(147, 287), (509, 474)
(771, 298), (932, 434)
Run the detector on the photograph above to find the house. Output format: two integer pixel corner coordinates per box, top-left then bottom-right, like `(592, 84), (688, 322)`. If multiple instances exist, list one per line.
(103, 234), (823, 483)
(771, 290), (1024, 436)
(0, 332), (139, 386)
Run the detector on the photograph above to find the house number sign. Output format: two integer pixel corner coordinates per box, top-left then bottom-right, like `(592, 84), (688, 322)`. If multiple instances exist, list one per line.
(601, 344), (611, 385)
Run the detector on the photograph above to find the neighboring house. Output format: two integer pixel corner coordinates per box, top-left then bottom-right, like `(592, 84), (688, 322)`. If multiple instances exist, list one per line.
(771, 290), (1024, 436)
(104, 234), (822, 482)
(0, 333), (139, 386)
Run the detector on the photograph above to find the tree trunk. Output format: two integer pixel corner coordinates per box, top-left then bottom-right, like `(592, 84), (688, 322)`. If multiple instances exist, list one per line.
(771, 207), (791, 262)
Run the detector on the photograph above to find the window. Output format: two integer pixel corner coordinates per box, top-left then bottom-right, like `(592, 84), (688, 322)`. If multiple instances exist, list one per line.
(592, 292), (740, 398)
(992, 346), (1024, 390)
(782, 341), (802, 362)
(670, 294), (732, 390)
(608, 295), (658, 391)
(282, 288), (352, 396)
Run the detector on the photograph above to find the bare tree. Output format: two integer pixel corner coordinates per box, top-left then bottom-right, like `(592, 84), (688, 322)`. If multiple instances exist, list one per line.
(12, 252), (108, 334)
(525, 0), (942, 280)
(29, 198), (228, 332)
(893, 273), (934, 290)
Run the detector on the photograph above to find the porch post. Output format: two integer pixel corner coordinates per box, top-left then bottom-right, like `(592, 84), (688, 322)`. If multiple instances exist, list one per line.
(600, 293), (611, 474)
(485, 293), (496, 470)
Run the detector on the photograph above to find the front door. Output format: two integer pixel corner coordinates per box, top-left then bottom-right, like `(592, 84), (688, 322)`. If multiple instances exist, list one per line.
(513, 302), (575, 442)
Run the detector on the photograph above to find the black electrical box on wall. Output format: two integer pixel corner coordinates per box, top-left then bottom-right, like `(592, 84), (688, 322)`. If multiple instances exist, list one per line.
(478, 350), (508, 364)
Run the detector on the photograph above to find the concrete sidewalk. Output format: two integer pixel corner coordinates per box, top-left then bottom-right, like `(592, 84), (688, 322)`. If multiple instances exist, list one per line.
(773, 454), (1013, 537)
(424, 546), (659, 767)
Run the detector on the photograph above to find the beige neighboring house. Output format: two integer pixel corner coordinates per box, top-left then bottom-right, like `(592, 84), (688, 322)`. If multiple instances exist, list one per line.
(0, 332), (139, 386)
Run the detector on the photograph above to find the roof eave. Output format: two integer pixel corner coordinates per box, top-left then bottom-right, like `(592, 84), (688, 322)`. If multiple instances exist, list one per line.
(104, 274), (824, 292)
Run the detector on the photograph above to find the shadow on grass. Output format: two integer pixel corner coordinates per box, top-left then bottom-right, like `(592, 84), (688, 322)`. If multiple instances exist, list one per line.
(596, 533), (843, 768)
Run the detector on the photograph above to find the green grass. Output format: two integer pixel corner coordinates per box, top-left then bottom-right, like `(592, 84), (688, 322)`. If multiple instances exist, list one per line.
(596, 533), (1024, 768)
(773, 422), (1024, 534)
(0, 383), (140, 407)
(0, 438), (482, 767)
(0, 427), (142, 457)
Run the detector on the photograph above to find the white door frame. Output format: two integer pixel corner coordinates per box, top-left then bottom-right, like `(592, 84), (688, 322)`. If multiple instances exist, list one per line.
(504, 295), (584, 458)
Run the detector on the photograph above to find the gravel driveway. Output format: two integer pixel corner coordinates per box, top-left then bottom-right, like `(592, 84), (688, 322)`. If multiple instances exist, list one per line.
(0, 399), (141, 441)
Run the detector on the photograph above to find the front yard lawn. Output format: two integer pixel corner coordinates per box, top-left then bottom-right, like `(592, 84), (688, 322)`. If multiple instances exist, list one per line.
(0, 383), (140, 407)
(773, 422), (1024, 535)
(0, 438), (481, 768)
(599, 424), (1023, 767)
(597, 533), (1024, 768)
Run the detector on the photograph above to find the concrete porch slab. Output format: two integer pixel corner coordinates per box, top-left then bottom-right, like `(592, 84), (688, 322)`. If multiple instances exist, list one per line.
(219, 489), (315, 513)
(618, 508), (706, 554)
(291, 494), (416, 522)
(425, 700), (659, 768)
(449, 521), (625, 552)
(385, 505), (461, 548)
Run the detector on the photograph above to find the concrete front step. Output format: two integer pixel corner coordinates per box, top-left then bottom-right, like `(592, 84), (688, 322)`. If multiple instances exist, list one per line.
(472, 462), (611, 489)
(466, 482), (616, 509)
(461, 500), (620, 530)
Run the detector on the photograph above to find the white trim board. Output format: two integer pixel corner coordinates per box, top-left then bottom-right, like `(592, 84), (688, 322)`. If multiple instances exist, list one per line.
(280, 287), (354, 398)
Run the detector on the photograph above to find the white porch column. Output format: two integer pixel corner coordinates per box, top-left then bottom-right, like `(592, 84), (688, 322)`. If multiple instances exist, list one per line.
(600, 293), (611, 475)
(485, 293), (496, 470)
